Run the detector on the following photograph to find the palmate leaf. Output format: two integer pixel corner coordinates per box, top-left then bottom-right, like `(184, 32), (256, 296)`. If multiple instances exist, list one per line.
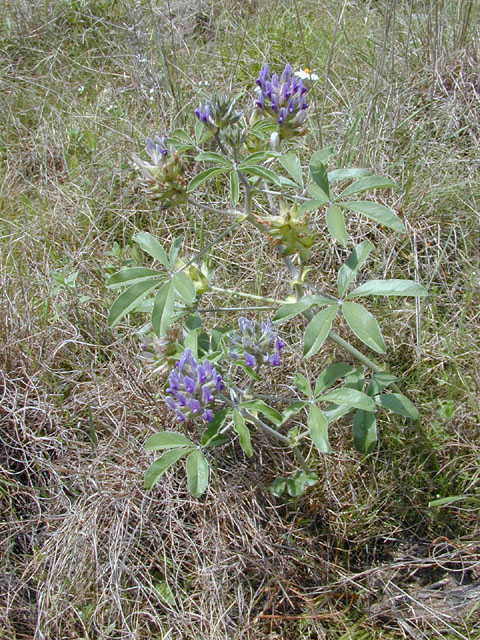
(108, 278), (160, 329)
(186, 450), (209, 497)
(303, 305), (339, 358)
(133, 232), (170, 267)
(279, 152), (303, 187)
(338, 201), (405, 232)
(310, 154), (330, 199)
(241, 165), (282, 186)
(273, 294), (335, 324)
(367, 372), (399, 396)
(326, 205), (348, 247)
(151, 280), (175, 337)
(144, 448), (192, 489)
(318, 388), (376, 412)
(314, 363), (355, 396)
(107, 267), (163, 289)
(328, 168), (371, 182)
(308, 404), (331, 453)
(169, 236), (183, 270)
(194, 151), (232, 167)
(348, 279), (428, 298)
(145, 432), (196, 451)
(337, 240), (374, 298)
(240, 400), (283, 425)
(233, 410), (253, 458)
(201, 408), (231, 447)
(187, 167), (229, 192)
(353, 409), (377, 453)
(293, 372), (313, 398)
(376, 393), (420, 420)
(172, 271), (196, 303)
(342, 301), (386, 354)
(229, 170), (239, 206)
(337, 176), (397, 199)
(286, 471), (318, 497)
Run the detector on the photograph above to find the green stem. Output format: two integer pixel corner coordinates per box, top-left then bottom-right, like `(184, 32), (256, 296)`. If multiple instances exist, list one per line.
(179, 220), (240, 271)
(210, 285), (282, 305)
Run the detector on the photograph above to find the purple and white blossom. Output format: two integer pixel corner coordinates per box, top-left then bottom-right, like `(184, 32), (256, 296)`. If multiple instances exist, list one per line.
(228, 318), (284, 369)
(254, 63), (309, 135)
(166, 349), (225, 422)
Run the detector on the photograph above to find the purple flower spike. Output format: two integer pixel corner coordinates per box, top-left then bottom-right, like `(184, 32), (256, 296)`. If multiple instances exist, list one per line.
(253, 61), (310, 138)
(228, 317), (285, 369)
(165, 349), (224, 423)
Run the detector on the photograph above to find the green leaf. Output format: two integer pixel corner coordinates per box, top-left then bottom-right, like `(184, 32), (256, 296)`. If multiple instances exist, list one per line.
(312, 147), (335, 164)
(144, 448), (192, 489)
(194, 151), (232, 167)
(367, 372), (399, 396)
(151, 281), (175, 337)
(108, 279), (160, 328)
(347, 279), (428, 298)
(107, 267), (163, 289)
(303, 305), (339, 358)
(240, 400), (282, 425)
(133, 232), (170, 267)
(326, 205), (348, 247)
(318, 388), (375, 411)
(184, 329), (198, 359)
(201, 408), (231, 447)
(328, 168), (371, 182)
(337, 240), (374, 298)
(342, 301), (386, 354)
(306, 183), (331, 204)
(310, 155), (330, 199)
(239, 151), (279, 166)
(233, 410), (253, 457)
(169, 236), (183, 270)
(187, 167), (228, 192)
(308, 404), (331, 453)
(337, 176), (396, 199)
(172, 271), (197, 303)
(322, 403), (352, 423)
(353, 410), (377, 453)
(293, 372), (312, 398)
(314, 363), (355, 396)
(241, 165), (282, 186)
(279, 401), (308, 426)
(229, 170), (239, 206)
(186, 450), (209, 497)
(230, 360), (260, 380)
(376, 393), (420, 420)
(167, 128), (195, 148)
(273, 294), (335, 324)
(286, 471), (318, 497)
(338, 201), (405, 232)
(298, 199), (327, 216)
(279, 153), (303, 187)
(145, 432), (196, 451)
(344, 366), (365, 391)
(270, 477), (287, 497)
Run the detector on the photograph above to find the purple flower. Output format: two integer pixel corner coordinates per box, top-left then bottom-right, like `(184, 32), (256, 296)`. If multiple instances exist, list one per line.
(165, 349), (224, 423)
(254, 62), (310, 138)
(228, 318), (285, 369)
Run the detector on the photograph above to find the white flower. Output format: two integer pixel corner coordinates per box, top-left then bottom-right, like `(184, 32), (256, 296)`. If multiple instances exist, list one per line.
(294, 68), (319, 81)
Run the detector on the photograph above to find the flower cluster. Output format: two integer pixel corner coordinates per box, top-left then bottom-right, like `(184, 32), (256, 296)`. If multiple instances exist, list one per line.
(228, 318), (284, 368)
(194, 95), (241, 132)
(132, 136), (188, 208)
(255, 63), (309, 139)
(257, 202), (315, 262)
(166, 349), (225, 422)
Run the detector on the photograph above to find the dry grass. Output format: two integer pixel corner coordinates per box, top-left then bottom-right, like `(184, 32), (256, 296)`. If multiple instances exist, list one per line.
(1, 1), (479, 638)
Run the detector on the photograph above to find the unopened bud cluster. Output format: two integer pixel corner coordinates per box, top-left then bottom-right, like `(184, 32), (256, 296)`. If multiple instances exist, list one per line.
(166, 349), (225, 422)
(228, 317), (284, 368)
(132, 136), (188, 208)
(258, 203), (315, 262)
(255, 63), (309, 140)
(194, 95), (241, 132)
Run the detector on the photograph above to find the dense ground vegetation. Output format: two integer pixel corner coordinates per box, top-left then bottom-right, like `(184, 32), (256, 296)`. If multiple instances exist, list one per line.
(1, 0), (479, 638)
